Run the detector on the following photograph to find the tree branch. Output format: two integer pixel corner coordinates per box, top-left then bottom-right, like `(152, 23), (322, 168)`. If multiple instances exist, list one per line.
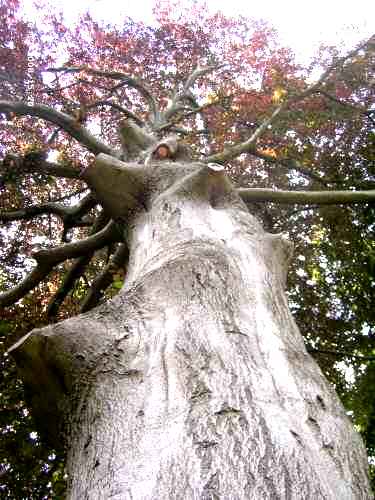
(157, 101), (217, 134)
(86, 100), (144, 126)
(0, 193), (97, 243)
(80, 243), (129, 313)
(207, 38), (373, 165)
(246, 148), (329, 186)
(162, 64), (224, 125)
(316, 89), (373, 116)
(204, 145), (329, 186)
(207, 105), (287, 165)
(60, 193), (98, 241)
(37, 220), (119, 263)
(0, 193), (96, 225)
(0, 202), (74, 222)
(0, 220), (119, 307)
(118, 119), (156, 159)
(308, 348), (375, 362)
(0, 101), (116, 155)
(47, 211), (110, 318)
(184, 65), (225, 92)
(237, 188), (375, 205)
(82, 154), (147, 218)
(1, 153), (81, 179)
(50, 187), (89, 203)
(46, 66), (159, 122)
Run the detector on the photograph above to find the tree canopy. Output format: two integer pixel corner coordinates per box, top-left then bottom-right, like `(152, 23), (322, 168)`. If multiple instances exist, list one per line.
(0, 0), (374, 496)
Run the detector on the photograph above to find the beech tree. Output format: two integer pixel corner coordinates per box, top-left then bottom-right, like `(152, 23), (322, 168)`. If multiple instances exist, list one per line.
(0, 1), (374, 497)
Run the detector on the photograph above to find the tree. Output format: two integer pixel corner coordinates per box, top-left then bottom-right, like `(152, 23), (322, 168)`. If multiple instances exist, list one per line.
(0, 1), (374, 497)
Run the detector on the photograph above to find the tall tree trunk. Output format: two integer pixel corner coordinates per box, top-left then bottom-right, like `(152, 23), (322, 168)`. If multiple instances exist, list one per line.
(11, 161), (372, 499)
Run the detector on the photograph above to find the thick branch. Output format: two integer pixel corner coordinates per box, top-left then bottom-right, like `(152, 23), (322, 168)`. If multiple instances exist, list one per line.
(67, 193), (97, 220)
(118, 120), (156, 159)
(237, 188), (375, 205)
(0, 220), (118, 307)
(60, 193), (98, 241)
(0, 193), (97, 243)
(0, 193), (96, 226)
(205, 145), (329, 186)
(36, 220), (118, 263)
(0, 101), (115, 155)
(44, 187), (89, 205)
(1, 153), (81, 179)
(0, 202), (74, 222)
(184, 65), (224, 92)
(82, 154), (147, 218)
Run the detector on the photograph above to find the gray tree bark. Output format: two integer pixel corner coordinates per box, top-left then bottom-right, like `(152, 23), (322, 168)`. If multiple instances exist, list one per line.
(11, 158), (372, 499)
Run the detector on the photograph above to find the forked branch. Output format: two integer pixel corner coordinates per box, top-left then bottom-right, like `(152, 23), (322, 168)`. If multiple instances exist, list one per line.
(0, 220), (119, 307)
(0, 193), (96, 224)
(161, 64), (224, 126)
(46, 211), (110, 318)
(47, 66), (159, 122)
(0, 193), (97, 242)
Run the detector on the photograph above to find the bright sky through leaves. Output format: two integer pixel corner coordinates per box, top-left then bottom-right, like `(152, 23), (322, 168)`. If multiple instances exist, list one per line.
(24, 0), (375, 62)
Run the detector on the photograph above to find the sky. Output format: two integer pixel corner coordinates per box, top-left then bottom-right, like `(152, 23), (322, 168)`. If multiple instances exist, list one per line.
(23, 0), (375, 63)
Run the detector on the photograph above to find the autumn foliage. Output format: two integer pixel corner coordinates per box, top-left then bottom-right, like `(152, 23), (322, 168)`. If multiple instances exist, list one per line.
(0, 0), (374, 496)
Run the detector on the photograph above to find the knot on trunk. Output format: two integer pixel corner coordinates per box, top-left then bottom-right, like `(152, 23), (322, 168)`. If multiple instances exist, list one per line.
(145, 136), (192, 165)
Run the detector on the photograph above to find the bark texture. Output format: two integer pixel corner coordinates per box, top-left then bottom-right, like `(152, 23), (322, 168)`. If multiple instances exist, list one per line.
(11, 160), (372, 499)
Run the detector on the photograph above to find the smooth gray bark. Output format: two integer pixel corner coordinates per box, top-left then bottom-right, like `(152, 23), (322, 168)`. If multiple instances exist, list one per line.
(11, 160), (372, 499)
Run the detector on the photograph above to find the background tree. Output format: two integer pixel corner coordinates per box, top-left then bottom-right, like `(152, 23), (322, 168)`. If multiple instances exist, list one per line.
(0, 0), (374, 497)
